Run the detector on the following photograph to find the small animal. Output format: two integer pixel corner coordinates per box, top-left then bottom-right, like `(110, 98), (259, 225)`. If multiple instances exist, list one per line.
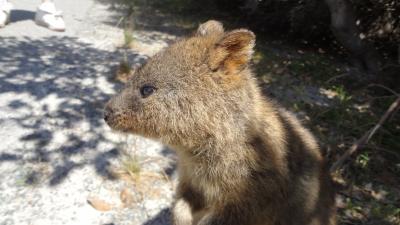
(104, 20), (336, 225)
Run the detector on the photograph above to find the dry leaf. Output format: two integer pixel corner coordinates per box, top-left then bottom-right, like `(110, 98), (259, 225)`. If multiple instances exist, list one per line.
(87, 197), (113, 211)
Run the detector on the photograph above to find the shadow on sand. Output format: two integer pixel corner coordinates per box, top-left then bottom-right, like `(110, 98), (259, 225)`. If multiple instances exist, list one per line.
(0, 36), (148, 186)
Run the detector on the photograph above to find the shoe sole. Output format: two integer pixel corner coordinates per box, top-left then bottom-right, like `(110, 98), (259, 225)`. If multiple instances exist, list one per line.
(35, 20), (65, 32)
(0, 12), (10, 28)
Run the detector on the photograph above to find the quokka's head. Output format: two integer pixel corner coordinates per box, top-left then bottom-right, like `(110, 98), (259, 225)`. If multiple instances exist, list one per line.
(104, 20), (256, 147)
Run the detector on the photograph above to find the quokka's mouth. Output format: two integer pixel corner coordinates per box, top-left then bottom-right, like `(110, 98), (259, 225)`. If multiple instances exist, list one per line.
(103, 110), (120, 129)
(104, 114), (133, 133)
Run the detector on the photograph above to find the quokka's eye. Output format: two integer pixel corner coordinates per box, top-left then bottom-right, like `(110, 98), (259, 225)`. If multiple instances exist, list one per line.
(140, 85), (156, 98)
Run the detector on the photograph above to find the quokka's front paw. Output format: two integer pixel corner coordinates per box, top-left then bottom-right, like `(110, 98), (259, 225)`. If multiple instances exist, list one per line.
(172, 199), (193, 225)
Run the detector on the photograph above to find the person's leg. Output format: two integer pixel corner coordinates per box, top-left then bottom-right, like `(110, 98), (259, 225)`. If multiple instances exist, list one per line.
(0, 0), (12, 28)
(35, 0), (65, 31)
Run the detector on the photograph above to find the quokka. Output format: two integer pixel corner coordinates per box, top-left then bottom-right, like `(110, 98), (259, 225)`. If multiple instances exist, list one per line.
(104, 20), (336, 225)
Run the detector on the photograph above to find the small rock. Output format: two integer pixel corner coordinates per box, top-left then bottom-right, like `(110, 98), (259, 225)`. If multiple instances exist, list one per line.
(120, 188), (134, 207)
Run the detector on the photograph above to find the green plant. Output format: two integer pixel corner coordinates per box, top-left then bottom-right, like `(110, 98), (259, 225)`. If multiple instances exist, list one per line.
(356, 152), (370, 169)
(123, 28), (134, 47)
(121, 154), (141, 177)
(332, 85), (352, 104)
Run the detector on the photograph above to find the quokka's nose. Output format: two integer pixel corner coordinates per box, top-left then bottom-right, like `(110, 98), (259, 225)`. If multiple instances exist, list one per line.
(104, 105), (113, 122)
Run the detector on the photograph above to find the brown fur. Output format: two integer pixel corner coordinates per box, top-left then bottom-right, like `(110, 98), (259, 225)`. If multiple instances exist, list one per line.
(104, 20), (336, 225)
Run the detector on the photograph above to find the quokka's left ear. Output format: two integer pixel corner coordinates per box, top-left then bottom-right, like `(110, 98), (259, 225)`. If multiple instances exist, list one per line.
(196, 20), (224, 36)
(208, 29), (255, 74)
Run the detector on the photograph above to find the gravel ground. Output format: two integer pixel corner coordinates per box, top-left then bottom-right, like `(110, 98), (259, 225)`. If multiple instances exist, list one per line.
(0, 1), (176, 225)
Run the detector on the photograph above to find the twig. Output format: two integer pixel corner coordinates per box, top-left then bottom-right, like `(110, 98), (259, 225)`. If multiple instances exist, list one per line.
(364, 145), (400, 158)
(139, 156), (169, 165)
(330, 96), (400, 173)
(367, 83), (400, 97)
(115, 16), (125, 28)
(325, 72), (350, 83)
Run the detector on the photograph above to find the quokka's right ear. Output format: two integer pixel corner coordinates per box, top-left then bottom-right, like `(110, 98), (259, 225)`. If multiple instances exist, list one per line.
(196, 20), (224, 36)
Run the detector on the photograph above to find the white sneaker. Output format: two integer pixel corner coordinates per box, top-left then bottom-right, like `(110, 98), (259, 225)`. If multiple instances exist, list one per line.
(35, 1), (65, 32)
(0, 0), (12, 28)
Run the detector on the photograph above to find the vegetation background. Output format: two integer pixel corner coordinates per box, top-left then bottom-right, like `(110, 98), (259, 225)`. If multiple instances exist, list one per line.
(103, 0), (399, 224)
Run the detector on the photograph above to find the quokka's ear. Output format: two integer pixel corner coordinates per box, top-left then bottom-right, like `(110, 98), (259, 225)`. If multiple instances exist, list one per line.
(208, 29), (255, 74)
(197, 20), (224, 36)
